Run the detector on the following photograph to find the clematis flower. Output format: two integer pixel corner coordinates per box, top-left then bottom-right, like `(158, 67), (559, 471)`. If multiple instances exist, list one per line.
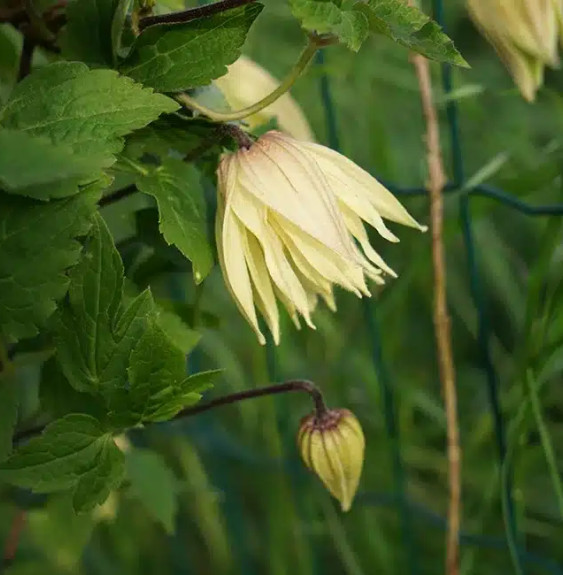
(216, 131), (426, 345)
(214, 56), (315, 141)
(467, 0), (561, 101)
(297, 408), (365, 512)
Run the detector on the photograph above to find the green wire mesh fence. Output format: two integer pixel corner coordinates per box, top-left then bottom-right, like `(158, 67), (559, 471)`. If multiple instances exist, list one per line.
(307, 1), (563, 574)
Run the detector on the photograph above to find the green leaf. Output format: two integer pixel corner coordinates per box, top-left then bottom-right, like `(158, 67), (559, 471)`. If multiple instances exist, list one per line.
(0, 414), (124, 511)
(54, 214), (156, 394)
(357, 0), (468, 67)
(109, 322), (215, 424)
(0, 371), (18, 462)
(125, 448), (178, 533)
(0, 129), (107, 198)
(136, 158), (213, 283)
(73, 436), (124, 512)
(121, 3), (263, 92)
(289, 0), (369, 51)
(0, 189), (99, 340)
(0, 62), (178, 165)
(61, 0), (119, 67)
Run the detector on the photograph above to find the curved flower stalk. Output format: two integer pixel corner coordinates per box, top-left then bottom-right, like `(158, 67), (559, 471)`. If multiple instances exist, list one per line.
(216, 130), (426, 345)
(467, 0), (561, 101)
(297, 408), (365, 512)
(214, 56), (315, 141)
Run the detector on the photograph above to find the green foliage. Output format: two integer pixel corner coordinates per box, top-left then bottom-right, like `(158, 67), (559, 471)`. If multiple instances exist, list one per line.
(289, 0), (369, 52)
(289, 0), (465, 64)
(54, 213), (156, 395)
(0, 130), (104, 196)
(0, 414), (124, 512)
(136, 158), (214, 283)
(0, 190), (98, 339)
(121, 3), (264, 91)
(357, 0), (469, 67)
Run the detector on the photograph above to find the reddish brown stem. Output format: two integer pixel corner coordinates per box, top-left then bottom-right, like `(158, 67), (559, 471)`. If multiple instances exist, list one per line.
(3, 510), (26, 568)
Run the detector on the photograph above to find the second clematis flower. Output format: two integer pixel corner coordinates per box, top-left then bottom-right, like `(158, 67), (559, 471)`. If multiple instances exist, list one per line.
(216, 130), (426, 345)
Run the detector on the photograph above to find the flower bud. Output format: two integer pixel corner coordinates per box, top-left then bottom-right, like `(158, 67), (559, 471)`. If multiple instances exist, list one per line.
(297, 408), (365, 512)
(467, 0), (562, 101)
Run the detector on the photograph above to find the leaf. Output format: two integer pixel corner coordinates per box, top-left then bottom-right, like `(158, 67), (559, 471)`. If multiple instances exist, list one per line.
(0, 414), (124, 512)
(357, 0), (468, 67)
(136, 158), (213, 283)
(109, 322), (216, 424)
(0, 189), (99, 340)
(73, 436), (124, 512)
(125, 448), (178, 533)
(54, 214), (156, 394)
(61, 0), (119, 67)
(0, 371), (18, 462)
(121, 3), (263, 92)
(289, 0), (369, 51)
(0, 129), (106, 198)
(0, 62), (178, 167)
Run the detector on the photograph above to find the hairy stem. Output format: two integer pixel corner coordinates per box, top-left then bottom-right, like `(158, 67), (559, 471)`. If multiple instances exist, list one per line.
(98, 184), (137, 207)
(177, 38), (322, 123)
(409, 18), (461, 575)
(174, 379), (328, 420)
(13, 380), (329, 444)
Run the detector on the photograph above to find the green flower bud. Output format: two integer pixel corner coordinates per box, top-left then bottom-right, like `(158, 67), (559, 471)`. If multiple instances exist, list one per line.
(297, 408), (365, 512)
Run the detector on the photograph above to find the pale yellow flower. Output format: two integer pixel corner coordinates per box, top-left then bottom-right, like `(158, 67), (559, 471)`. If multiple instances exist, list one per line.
(214, 56), (315, 141)
(297, 408), (365, 512)
(467, 0), (561, 101)
(216, 131), (426, 345)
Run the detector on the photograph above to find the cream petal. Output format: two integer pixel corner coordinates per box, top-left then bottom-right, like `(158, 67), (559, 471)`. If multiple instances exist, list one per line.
(229, 181), (315, 327)
(236, 136), (357, 259)
(265, 132), (357, 257)
(216, 195), (266, 345)
(339, 203), (398, 278)
(271, 214), (370, 297)
(242, 230), (280, 345)
(299, 141), (427, 231)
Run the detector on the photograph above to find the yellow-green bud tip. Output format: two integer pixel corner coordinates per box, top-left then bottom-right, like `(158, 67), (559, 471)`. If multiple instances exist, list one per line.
(297, 408), (365, 512)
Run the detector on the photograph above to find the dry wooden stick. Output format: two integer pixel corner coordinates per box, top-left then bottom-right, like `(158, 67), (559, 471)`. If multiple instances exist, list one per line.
(408, 19), (461, 575)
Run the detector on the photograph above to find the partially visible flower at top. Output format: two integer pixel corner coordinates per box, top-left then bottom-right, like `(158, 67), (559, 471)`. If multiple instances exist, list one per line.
(216, 130), (426, 345)
(297, 408), (365, 512)
(214, 56), (315, 142)
(467, 0), (561, 101)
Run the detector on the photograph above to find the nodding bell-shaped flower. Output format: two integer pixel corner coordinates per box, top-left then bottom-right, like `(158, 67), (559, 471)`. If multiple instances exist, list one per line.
(216, 130), (426, 345)
(297, 408), (365, 512)
(214, 56), (315, 142)
(467, 0), (561, 101)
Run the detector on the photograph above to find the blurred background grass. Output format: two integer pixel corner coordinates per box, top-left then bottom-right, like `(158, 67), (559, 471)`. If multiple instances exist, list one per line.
(1, 0), (563, 573)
